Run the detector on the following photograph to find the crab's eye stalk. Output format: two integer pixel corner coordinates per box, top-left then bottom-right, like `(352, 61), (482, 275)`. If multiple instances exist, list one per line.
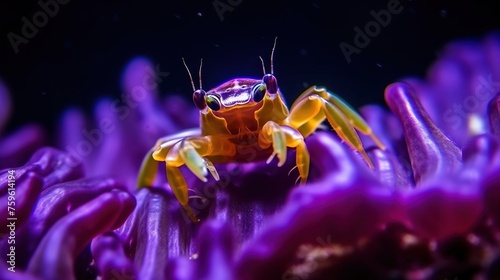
(206, 95), (221, 111)
(192, 89), (207, 110)
(263, 74), (278, 95)
(252, 83), (266, 102)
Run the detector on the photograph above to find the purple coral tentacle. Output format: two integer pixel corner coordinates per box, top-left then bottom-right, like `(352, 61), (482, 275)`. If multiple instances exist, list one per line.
(235, 133), (400, 280)
(0, 124), (47, 169)
(121, 57), (179, 136)
(368, 149), (414, 189)
(1, 175), (130, 268)
(359, 104), (403, 153)
(0, 172), (41, 233)
(462, 134), (499, 172)
(91, 232), (137, 280)
(27, 189), (135, 280)
(4, 147), (85, 189)
(194, 220), (234, 280)
(404, 180), (483, 239)
(120, 188), (194, 280)
(403, 135), (496, 239)
(488, 93), (500, 141)
(385, 82), (462, 184)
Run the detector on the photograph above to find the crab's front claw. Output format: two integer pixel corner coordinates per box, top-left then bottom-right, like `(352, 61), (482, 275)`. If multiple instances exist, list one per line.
(165, 139), (220, 183)
(137, 133), (196, 188)
(259, 121), (310, 184)
(203, 158), (220, 181)
(141, 134), (235, 221)
(177, 141), (209, 182)
(259, 121), (287, 166)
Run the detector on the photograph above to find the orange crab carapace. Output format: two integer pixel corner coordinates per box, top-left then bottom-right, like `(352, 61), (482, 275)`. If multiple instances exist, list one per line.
(137, 46), (386, 222)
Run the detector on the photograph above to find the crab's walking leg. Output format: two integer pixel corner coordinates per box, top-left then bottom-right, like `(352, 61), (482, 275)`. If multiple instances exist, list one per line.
(154, 136), (235, 222)
(165, 166), (198, 221)
(259, 121), (310, 184)
(137, 150), (160, 188)
(287, 93), (375, 169)
(291, 86), (386, 150)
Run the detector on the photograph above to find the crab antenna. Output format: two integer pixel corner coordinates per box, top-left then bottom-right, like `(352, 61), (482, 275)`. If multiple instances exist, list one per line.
(198, 58), (203, 89)
(270, 37), (277, 74)
(182, 57), (196, 92)
(258, 56), (266, 76)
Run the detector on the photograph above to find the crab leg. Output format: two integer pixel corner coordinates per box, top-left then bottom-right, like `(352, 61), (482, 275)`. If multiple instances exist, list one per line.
(160, 136), (235, 180)
(165, 166), (198, 221)
(137, 151), (160, 188)
(291, 86), (386, 150)
(287, 94), (375, 169)
(153, 136), (235, 221)
(137, 129), (200, 188)
(259, 121), (310, 184)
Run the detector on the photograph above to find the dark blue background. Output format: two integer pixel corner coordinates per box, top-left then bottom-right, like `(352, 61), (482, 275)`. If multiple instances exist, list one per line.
(1, 0), (499, 134)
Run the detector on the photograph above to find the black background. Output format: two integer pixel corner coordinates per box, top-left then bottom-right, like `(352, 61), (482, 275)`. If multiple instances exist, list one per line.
(1, 0), (499, 134)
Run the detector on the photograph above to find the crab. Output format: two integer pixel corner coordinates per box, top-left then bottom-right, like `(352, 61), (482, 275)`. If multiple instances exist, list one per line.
(137, 41), (386, 222)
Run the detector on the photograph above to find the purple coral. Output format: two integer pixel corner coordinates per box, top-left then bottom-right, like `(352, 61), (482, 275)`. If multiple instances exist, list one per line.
(0, 80), (47, 170)
(1, 34), (500, 280)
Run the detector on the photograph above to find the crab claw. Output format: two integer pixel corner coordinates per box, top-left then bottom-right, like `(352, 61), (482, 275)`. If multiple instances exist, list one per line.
(179, 141), (209, 182)
(260, 121), (287, 167)
(204, 158), (220, 181)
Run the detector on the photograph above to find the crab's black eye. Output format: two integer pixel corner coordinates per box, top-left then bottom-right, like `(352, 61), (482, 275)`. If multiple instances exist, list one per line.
(192, 89), (207, 110)
(252, 83), (266, 102)
(206, 95), (221, 111)
(263, 74), (278, 94)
